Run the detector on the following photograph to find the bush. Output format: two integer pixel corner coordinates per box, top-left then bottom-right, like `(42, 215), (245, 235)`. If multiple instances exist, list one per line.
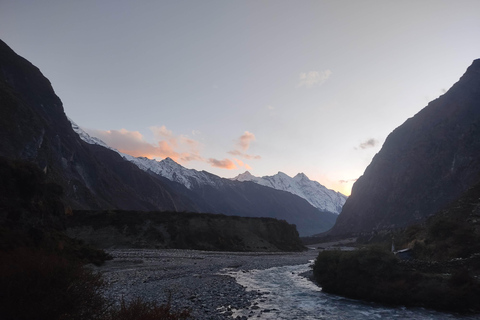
(313, 247), (480, 312)
(0, 248), (191, 320)
(0, 247), (107, 320)
(313, 247), (404, 303)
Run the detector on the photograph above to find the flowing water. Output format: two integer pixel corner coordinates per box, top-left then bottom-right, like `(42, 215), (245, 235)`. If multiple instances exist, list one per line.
(223, 262), (478, 320)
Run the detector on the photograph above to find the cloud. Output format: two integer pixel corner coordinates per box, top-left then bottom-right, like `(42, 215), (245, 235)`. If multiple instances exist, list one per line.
(358, 138), (379, 150)
(228, 150), (261, 160)
(237, 131), (255, 151)
(85, 127), (203, 163)
(228, 131), (261, 160)
(297, 70), (332, 88)
(85, 127), (260, 171)
(266, 105), (274, 110)
(234, 158), (253, 170)
(234, 158), (244, 167)
(339, 178), (358, 184)
(208, 158), (237, 169)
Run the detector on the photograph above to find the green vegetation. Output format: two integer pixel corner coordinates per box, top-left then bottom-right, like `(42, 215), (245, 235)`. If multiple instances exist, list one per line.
(313, 246), (480, 312)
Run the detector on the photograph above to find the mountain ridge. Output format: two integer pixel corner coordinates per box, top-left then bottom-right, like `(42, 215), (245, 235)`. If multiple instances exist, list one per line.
(0, 39), (198, 212)
(329, 58), (480, 236)
(232, 170), (347, 214)
(69, 120), (338, 236)
(0, 39), (336, 236)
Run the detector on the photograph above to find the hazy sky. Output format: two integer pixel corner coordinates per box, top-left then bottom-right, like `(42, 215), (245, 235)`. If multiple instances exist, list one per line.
(2, 1), (479, 195)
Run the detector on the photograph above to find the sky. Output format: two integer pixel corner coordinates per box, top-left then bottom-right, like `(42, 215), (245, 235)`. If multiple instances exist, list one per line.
(1, 1), (480, 196)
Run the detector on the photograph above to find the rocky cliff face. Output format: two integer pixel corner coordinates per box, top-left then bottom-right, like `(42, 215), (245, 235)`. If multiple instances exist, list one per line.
(329, 59), (480, 236)
(66, 210), (305, 252)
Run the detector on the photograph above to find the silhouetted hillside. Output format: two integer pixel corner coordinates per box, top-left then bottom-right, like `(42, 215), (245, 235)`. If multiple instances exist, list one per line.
(66, 210), (306, 252)
(330, 59), (480, 236)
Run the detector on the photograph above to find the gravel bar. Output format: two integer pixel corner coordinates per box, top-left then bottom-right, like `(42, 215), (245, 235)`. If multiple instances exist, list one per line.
(93, 248), (320, 319)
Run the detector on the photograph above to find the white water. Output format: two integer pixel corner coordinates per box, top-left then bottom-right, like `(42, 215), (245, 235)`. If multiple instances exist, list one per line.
(224, 262), (478, 320)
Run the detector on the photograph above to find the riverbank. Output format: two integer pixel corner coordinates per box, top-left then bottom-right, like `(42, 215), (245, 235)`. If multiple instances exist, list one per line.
(93, 248), (320, 319)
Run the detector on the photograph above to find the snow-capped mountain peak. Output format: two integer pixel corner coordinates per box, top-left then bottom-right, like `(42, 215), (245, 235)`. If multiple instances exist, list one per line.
(236, 171), (254, 179)
(232, 171), (347, 214)
(69, 118), (112, 150)
(70, 119), (229, 190)
(294, 172), (308, 180)
(70, 119), (346, 215)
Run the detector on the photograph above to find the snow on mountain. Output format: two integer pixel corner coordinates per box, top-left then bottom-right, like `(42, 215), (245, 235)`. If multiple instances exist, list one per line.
(232, 171), (347, 214)
(69, 119), (222, 189)
(69, 118), (112, 150)
(70, 119), (346, 214)
(121, 155), (221, 189)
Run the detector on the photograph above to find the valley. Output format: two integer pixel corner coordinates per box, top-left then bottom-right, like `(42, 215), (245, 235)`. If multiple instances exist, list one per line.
(1, 30), (480, 318)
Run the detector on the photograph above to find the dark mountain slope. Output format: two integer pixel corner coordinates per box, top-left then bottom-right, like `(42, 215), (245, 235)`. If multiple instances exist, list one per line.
(329, 59), (480, 236)
(0, 39), (336, 236)
(188, 175), (338, 236)
(0, 39), (198, 212)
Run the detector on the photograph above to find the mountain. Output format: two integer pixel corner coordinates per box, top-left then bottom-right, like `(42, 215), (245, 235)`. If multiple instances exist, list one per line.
(0, 39), (203, 212)
(329, 59), (480, 236)
(0, 39), (334, 236)
(233, 171), (347, 214)
(70, 121), (216, 189)
(71, 123), (346, 216)
(71, 123), (337, 236)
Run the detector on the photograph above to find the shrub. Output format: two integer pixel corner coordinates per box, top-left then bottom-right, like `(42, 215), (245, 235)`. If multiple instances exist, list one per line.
(313, 246), (404, 303)
(0, 247), (107, 320)
(0, 248), (191, 320)
(313, 247), (480, 312)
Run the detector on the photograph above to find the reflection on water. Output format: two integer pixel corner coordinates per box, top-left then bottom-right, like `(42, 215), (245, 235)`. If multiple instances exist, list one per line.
(223, 262), (477, 320)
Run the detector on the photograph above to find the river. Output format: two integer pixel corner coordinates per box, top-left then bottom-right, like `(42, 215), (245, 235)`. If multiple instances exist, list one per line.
(224, 262), (478, 320)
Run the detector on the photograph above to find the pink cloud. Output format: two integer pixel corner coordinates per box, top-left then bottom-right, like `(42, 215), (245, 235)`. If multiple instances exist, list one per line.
(208, 158), (237, 169)
(85, 127), (203, 163)
(234, 158), (244, 167)
(228, 131), (261, 160)
(234, 158), (253, 171)
(85, 127), (259, 171)
(237, 131), (255, 151)
(228, 150), (261, 160)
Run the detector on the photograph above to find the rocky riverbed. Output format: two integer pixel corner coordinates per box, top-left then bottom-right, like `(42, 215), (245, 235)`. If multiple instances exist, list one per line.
(92, 248), (320, 319)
